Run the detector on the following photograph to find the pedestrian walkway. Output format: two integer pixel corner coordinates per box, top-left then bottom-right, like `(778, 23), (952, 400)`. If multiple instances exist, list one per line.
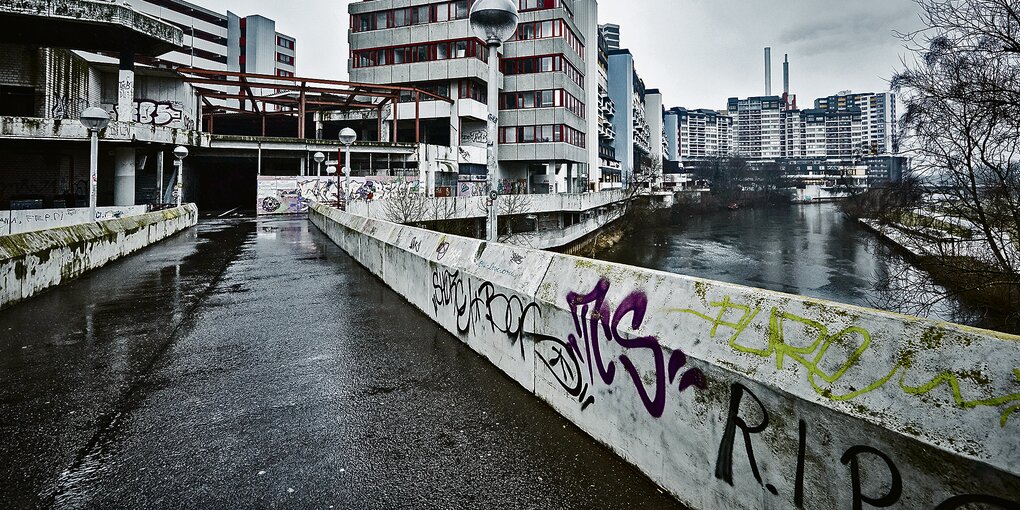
(0, 216), (682, 509)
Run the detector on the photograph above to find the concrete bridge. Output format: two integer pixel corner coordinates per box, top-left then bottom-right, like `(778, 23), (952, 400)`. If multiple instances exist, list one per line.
(1, 205), (1018, 508)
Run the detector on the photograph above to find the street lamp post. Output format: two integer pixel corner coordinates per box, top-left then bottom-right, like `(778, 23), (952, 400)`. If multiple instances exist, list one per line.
(173, 146), (189, 207)
(470, 0), (518, 243)
(313, 151), (325, 178)
(339, 128), (357, 210)
(80, 107), (110, 221)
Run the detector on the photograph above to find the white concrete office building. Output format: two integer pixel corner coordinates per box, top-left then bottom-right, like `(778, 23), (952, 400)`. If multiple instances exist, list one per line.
(348, 0), (600, 195)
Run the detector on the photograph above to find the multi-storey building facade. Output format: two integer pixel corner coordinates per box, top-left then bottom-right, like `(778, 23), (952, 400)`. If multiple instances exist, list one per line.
(348, 0), (600, 195)
(644, 89), (664, 181)
(596, 26), (621, 189)
(815, 91), (897, 155)
(664, 107), (733, 161)
(727, 96), (785, 160)
(116, 1), (296, 77)
(607, 49), (650, 186)
(599, 23), (620, 51)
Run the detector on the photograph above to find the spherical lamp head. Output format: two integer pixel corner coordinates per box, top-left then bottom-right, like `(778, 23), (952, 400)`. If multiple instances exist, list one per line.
(326, 165), (337, 175)
(173, 146), (189, 160)
(313, 152), (326, 164)
(469, 0), (519, 46)
(339, 128), (357, 147)
(80, 107), (111, 131)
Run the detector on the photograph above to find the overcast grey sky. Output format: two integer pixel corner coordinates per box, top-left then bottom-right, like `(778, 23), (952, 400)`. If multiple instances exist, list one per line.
(190, 0), (924, 110)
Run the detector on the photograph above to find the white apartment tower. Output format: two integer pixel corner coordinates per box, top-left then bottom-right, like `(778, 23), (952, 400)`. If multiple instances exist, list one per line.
(728, 96), (785, 160)
(125, 0), (296, 76)
(815, 91), (897, 155)
(664, 107), (733, 161)
(348, 0), (601, 195)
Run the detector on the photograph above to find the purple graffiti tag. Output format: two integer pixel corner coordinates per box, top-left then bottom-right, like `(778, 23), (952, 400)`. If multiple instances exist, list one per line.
(550, 278), (707, 417)
(567, 278), (617, 386)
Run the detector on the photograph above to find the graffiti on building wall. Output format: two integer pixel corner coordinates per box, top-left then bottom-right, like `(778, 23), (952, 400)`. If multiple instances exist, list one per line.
(101, 100), (195, 129)
(258, 176), (425, 215)
(671, 296), (1020, 428)
(50, 95), (90, 120)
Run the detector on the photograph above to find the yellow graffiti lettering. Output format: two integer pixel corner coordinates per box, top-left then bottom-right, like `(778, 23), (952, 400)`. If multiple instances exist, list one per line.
(673, 297), (1020, 427)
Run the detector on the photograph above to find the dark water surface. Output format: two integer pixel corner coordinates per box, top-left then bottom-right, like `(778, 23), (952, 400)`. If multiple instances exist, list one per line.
(601, 203), (993, 328)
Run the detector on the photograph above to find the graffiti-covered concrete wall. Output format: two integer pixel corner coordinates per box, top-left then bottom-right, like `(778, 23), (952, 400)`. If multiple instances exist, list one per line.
(257, 176), (423, 215)
(0, 204), (197, 310)
(310, 204), (1020, 510)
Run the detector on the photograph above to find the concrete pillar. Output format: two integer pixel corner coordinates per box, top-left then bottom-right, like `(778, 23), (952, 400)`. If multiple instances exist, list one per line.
(299, 156), (307, 177)
(114, 147), (136, 206)
(155, 151), (166, 204)
(118, 52), (135, 123)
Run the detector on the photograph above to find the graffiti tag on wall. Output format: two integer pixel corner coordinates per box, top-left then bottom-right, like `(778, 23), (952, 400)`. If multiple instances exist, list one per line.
(103, 100), (194, 129)
(429, 268), (706, 416)
(672, 296), (1020, 427)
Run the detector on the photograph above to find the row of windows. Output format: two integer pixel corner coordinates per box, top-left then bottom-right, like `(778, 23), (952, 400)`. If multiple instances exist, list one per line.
(277, 53), (294, 65)
(352, 1), (470, 32)
(277, 36), (295, 50)
(392, 80), (488, 103)
(509, 20), (584, 57)
(352, 0), (572, 33)
(499, 89), (584, 118)
(519, 0), (573, 18)
(459, 80), (487, 103)
(499, 124), (585, 147)
(501, 54), (583, 87)
(352, 38), (488, 68)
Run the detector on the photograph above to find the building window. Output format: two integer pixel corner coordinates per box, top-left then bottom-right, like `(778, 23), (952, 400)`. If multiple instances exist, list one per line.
(353, 38), (487, 68)
(499, 89), (584, 118)
(459, 80), (487, 103)
(352, 0), (472, 33)
(501, 54), (583, 87)
(499, 124), (585, 148)
(509, 19), (583, 57)
(277, 36), (295, 50)
(277, 53), (294, 65)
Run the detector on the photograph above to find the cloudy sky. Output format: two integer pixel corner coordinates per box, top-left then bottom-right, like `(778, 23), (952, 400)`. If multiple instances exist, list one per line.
(190, 0), (924, 110)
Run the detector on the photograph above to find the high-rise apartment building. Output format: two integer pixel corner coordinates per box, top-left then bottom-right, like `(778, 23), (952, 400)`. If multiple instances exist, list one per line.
(644, 89), (664, 179)
(121, 0), (296, 76)
(348, 0), (600, 194)
(728, 96), (785, 160)
(664, 107), (733, 161)
(815, 91), (897, 155)
(599, 23), (620, 51)
(607, 49), (651, 185)
(596, 25), (621, 189)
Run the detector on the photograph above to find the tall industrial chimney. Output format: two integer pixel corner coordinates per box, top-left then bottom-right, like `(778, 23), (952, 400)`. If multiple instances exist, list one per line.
(765, 47), (772, 96)
(784, 54), (790, 96)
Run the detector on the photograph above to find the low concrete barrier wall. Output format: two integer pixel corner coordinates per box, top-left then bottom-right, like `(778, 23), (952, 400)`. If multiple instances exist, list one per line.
(311, 204), (1020, 509)
(1, 206), (149, 235)
(0, 204), (198, 310)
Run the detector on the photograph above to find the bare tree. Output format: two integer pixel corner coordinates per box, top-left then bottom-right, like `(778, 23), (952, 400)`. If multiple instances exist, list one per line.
(382, 181), (428, 225)
(893, 0), (1020, 274)
(497, 193), (536, 245)
(884, 0), (1020, 326)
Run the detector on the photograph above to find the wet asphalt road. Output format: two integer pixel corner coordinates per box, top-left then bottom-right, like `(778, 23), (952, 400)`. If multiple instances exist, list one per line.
(0, 216), (683, 509)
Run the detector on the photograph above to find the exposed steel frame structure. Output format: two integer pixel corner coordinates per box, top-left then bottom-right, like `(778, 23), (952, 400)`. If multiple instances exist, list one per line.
(176, 68), (453, 143)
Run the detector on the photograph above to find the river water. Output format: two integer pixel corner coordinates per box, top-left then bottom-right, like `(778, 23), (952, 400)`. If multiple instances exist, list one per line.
(600, 202), (998, 330)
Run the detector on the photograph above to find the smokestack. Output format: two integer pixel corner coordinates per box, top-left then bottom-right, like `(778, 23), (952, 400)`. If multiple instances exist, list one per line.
(784, 54), (790, 95)
(765, 47), (772, 96)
